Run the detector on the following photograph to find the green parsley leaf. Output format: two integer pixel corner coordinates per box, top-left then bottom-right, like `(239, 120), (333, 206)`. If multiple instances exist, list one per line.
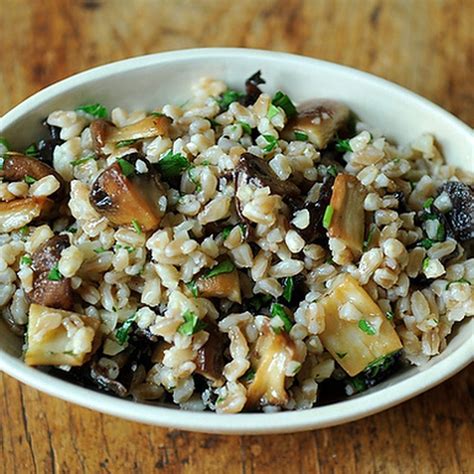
(262, 134), (278, 152)
(24, 175), (37, 184)
(187, 166), (201, 192)
(20, 255), (32, 265)
(248, 294), (272, 312)
(150, 112), (166, 117)
(204, 260), (235, 279)
(156, 150), (190, 180)
(358, 319), (376, 336)
(350, 376), (367, 393)
(322, 205), (334, 229)
(117, 158), (135, 177)
(47, 264), (63, 281)
(418, 238), (433, 250)
(221, 226), (233, 240)
(270, 303), (293, 333)
(294, 130), (308, 141)
(75, 103), (108, 118)
(335, 138), (352, 153)
(70, 155), (96, 167)
(386, 310), (394, 321)
(422, 257), (430, 271)
(423, 197), (434, 209)
(19, 225), (29, 236)
(116, 139), (139, 148)
(0, 137), (10, 150)
(363, 224), (377, 251)
(238, 121), (252, 135)
(445, 278), (471, 290)
(186, 280), (199, 298)
(336, 352), (348, 359)
(435, 221), (445, 241)
(131, 219), (142, 234)
(177, 310), (207, 336)
(282, 277), (294, 303)
(272, 91), (297, 118)
(25, 144), (39, 157)
(327, 165), (338, 177)
(267, 104), (279, 120)
(114, 244), (135, 253)
(115, 314), (137, 345)
(241, 368), (255, 382)
(93, 247), (107, 254)
(216, 90), (244, 111)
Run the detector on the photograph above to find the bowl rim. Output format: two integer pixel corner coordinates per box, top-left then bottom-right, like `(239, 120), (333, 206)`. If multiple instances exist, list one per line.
(1, 47), (473, 435)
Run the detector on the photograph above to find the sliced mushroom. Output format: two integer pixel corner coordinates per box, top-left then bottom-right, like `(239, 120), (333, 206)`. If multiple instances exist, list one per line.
(89, 153), (165, 232)
(319, 274), (402, 377)
(195, 325), (226, 387)
(282, 100), (350, 149)
(29, 235), (74, 310)
(0, 197), (54, 232)
(327, 174), (366, 257)
(242, 70), (265, 106)
(90, 115), (171, 152)
(195, 269), (242, 303)
(246, 326), (296, 408)
(24, 304), (101, 366)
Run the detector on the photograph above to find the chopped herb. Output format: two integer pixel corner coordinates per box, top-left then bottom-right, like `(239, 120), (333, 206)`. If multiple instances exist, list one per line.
(70, 155), (96, 167)
(241, 368), (255, 382)
(25, 144), (39, 157)
(187, 166), (201, 192)
(117, 158), (135, 177)
(363, 224), (376, 251)
(20, 255), (32, 265)
(115, 314), (137, 345)
(75, 103), (108, 118)
(294, 130), (308, 141)
(423, 197), (434, 209)
(270, 303), (293, 332)
(272, 91), (297, 118)
(150, 112), (166, 117)
(115, 244), (135, 253)
(131, 219), (142, 234)
(177, 310), (207, 336)
(418, 238), (433, 249)
(386, 311), (394, 321)
(446, 278), (471, 290)
(435, 221), (445, 241)
(267, 104), (279, 120)
(248, 294), (272, 312)
(327, 165), (338, 177)
(216, 90), (244, 111)
(350, 376), (367, 393)
(0, 137), (10, 149)
(186, 280), (199, 298)
(262, 134), (278, 152)
(216, 395), (226, 404)
(336, 352), (348, 359)
(116, 139), (139, 148)
(19, 225), (29, 236)
(93, 246), (107, 254)
(393, 157), (401, 164)
(282, 276), (294, 303)
(207, 118), (220, 128)
(24, 175), (37, 185)
(156, 150), (190, 180)
(422, 257), (430, 271)
(47, 264), (63, 281)
(221, 226), (233, 240)
(204, 260), (235, 279)
(335, 138), (352, 153)
(358, 319), (376, 336)
(322, 205), (334, 229)
(238, 121), (252, 135)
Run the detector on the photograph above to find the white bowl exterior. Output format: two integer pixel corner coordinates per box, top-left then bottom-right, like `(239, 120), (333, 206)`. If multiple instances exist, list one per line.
(1, 48), (473, 434)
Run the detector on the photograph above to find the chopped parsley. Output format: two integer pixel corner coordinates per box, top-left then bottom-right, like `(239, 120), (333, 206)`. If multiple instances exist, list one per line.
(446, 278), (471, 290)
(117, 158), (135, 177)
(336, 352), (348, 359)
(335, 138), (352, 153)
(93, 246), (107, 254)
(150, 112), (166, 117)
(115, 314), (137, 344)
(203, 260), (235, 279)
(386, 310), (395, 321)
(418, 238), (433, 250)
(267, 104), (279, 120)
(327, 165), (338, 177)
(272, 91), (297, 118)
(294, 130), (308, 141)
(363, 224), (376, 251)
(241, 368), (255, 382)
(248, 294), (272, 312)
(186, 280), (199, 298)
(25, 144), (39, 157)
(262, 134), (278, 152)
(156, 150), (190, 180)
(238, 121), (252, 135)
(0, 137), (10, 149)
(19, 225), (29, 236)
(131, 219), (142, 234)
(322, 205), (334, 229)
(47, 264), (63, 281)
(187, 166), (201, 192)
(116, 139), (139, 148)
(20, 255), (32, 265)
(221, 226), (233, 240)
(270, 303), (293, 333)
(358, 319), (376, 336)
(114, 244), (135, 253)
(216, 90), (244, 111)
(423, 197), (434, 209)
(75, 103), (108, 118)
(422, 257), (430, 271)
(177, 310), (207, 336)
(282, 276), (294, 303)
(24, 175), (37, 185)
(70, 155), (96, 167)
(435, 221), (445, 241)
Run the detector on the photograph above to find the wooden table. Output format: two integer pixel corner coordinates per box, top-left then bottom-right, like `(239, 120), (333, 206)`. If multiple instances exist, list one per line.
(1, 0), (472, 472)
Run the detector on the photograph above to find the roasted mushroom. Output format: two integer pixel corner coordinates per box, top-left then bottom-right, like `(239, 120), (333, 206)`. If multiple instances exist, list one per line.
(0, 197), (54, 232)
(242, 70), (266, 106)
(90, 115), (171, 152)
(29, 234), (74, 310)
(89, 153), (165, 232)
(24, 304), (101, 366)
(195, 325), (226, 387)
(319, 274), (402, 377)
(37, 122), (64, 165)
(282, 100), (350, 149)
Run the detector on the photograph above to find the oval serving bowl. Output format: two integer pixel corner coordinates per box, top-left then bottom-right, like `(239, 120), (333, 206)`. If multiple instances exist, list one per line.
(1, 48), (473, 435)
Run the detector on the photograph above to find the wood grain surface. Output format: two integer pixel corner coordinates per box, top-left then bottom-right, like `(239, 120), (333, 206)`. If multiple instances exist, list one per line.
(0, 0), (473, 473)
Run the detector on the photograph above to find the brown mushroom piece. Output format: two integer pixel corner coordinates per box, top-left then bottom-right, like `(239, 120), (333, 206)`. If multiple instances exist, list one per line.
(195, 325), (226, 387)
(245, 325), (296, 408)
(89, 153), (165, 232)
(29, 235), (74, 310)
(90, 115), (171, 153)
(282, 100), (350, 149)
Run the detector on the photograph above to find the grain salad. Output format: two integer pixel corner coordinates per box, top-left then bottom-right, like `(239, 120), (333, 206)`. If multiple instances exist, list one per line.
(0, 71), (472, 413)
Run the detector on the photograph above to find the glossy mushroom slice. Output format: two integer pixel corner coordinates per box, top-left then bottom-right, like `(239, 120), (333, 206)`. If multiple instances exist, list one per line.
(29, 234), (74, 310)
(282, 100), (350, 149)
(89, 153), (165, 232)
(0, 197), (54, 232)
(195, 325), (226, 387)
(24, 304), (101, 366)
(90, 115), (171, 152)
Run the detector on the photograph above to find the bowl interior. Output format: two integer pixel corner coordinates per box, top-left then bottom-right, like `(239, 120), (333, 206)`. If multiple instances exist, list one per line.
(1, 49), (473, 433)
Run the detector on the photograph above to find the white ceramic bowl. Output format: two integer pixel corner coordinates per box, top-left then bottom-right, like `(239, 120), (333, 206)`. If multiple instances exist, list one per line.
(1, 48), (473, 434)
